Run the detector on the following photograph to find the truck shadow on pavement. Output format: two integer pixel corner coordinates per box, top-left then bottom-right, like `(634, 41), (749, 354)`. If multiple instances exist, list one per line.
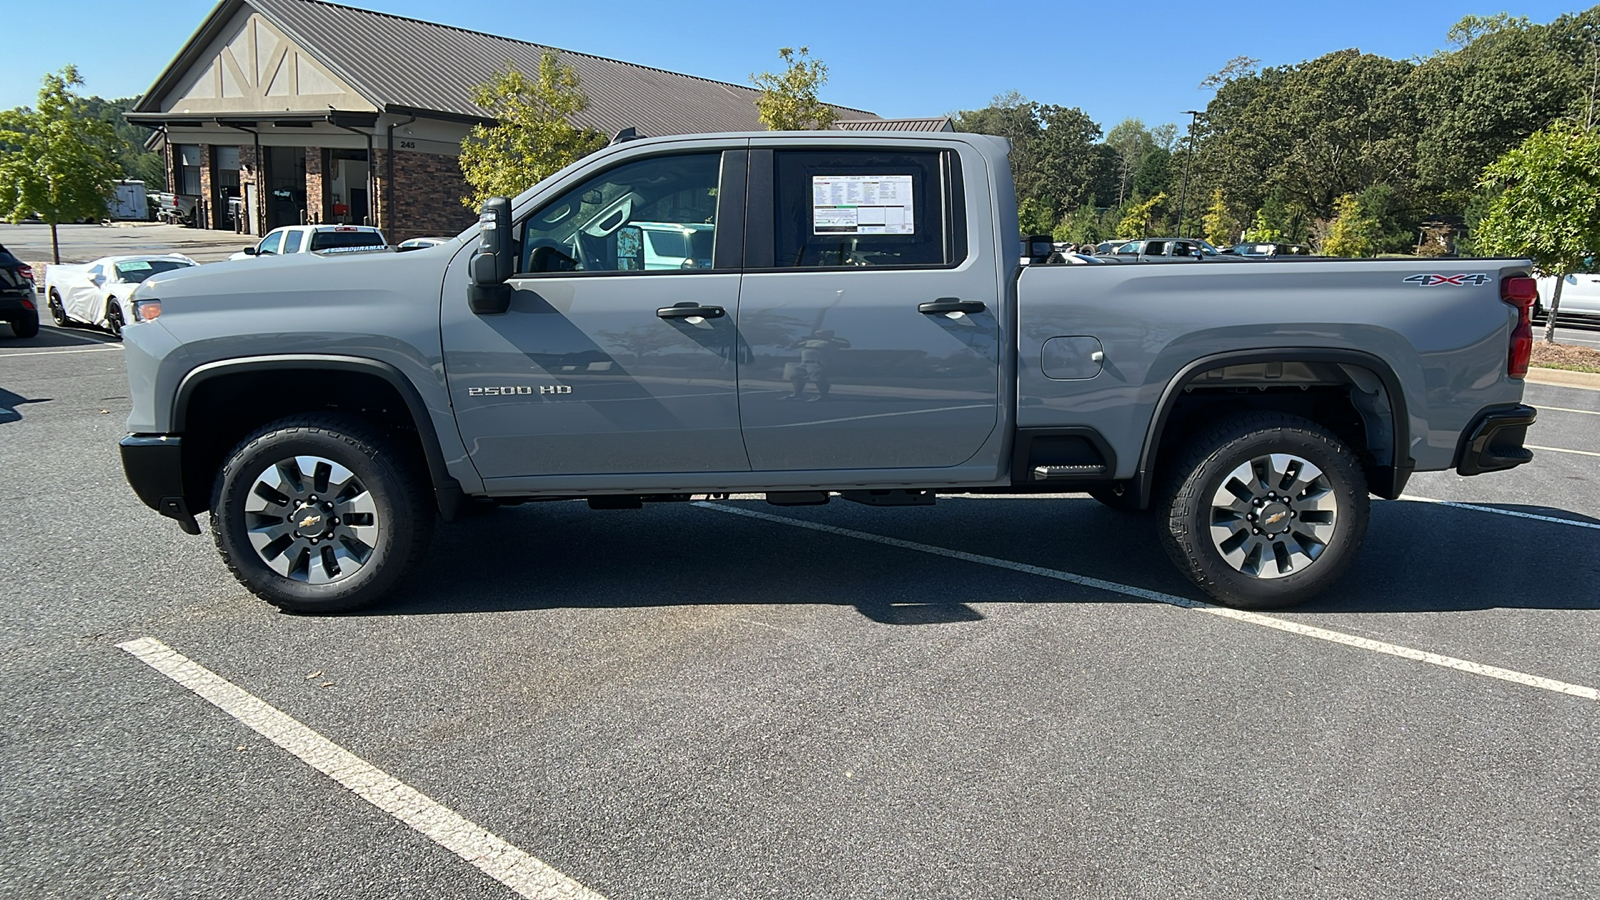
(0, 388), (48, 425)
(370, 496), (1600, 619)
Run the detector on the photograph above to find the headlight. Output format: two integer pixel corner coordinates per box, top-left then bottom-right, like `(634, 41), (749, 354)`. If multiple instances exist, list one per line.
(130, 298), (162, 322)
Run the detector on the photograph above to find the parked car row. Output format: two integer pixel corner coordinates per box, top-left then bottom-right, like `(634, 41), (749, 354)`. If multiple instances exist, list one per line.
(3, 224), (471, 341)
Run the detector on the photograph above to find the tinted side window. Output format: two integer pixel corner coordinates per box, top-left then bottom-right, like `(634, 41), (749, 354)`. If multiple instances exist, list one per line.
(258, 232), (284, 255)
(282, 230), (304, 253)
(519, 152), (721, 274)
(772, 149), (962, 268)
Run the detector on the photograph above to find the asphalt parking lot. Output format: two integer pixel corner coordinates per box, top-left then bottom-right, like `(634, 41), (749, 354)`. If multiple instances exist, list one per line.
(1, 322), (1597, 899)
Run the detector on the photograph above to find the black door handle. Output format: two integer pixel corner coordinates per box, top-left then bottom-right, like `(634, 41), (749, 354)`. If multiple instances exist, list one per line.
(656, 303), (726, 320)
(918, 298), (987, 315)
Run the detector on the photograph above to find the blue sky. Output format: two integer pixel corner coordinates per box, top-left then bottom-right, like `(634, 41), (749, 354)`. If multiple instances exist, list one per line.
(2, 0), (1590, 134)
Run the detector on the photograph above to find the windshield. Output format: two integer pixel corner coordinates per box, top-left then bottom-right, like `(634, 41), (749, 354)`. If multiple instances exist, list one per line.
(309, 231), (385, 251)
(114, 259), (193, 283)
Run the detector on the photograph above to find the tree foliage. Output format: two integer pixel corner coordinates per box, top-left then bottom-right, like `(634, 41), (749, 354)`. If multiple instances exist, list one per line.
(0, 66), (122, 263)
(1117, 192), (1167, 239)
(1318, 193), (1382, 257)
(1201, 189), (1237, 246)
(82, 96), (166, 189)
(751, 47), (837, 131)
(1475, 121), (1600, 340)
(458, 51), (607, 208)
(954, 93), (1104, 230)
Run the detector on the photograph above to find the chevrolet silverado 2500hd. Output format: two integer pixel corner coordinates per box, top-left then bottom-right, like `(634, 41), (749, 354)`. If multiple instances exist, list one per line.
(117, 131), (1538, 613)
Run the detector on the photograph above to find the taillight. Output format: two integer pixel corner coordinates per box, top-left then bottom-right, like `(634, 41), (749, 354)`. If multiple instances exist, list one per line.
(1501, 276), (1538, 379)
(17, 264), (32, 281)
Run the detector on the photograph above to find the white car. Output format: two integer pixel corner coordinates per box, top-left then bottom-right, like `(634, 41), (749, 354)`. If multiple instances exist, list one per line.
(229, 224), (387, 260)
(397, 237), (453, 250)
(45, 255), (197, 337)
(1536, 272), (1600, 320)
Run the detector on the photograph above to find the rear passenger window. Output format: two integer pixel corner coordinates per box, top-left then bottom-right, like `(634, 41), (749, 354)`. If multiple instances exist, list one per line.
(771, 149), (964, 268)
(282, 230), (303, 253)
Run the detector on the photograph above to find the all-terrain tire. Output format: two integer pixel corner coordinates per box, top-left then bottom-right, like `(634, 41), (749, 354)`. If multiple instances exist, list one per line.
(1158, 412), (1368, 609)
(210, 414), (436, 613)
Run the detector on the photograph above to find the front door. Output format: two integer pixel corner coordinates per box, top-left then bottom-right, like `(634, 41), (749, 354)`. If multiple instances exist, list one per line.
(736, 146), (1001, 471)
(442, 150), (749, 487)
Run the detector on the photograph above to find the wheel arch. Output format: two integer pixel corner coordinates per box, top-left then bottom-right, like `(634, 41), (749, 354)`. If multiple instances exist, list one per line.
(1133, 348), (1412, 508)
(173, 355), (464, 520)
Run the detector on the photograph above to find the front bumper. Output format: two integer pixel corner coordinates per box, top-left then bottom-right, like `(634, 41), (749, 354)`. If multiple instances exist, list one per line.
(120, 434), (200, 534)
(1456, 404), (1537, 476)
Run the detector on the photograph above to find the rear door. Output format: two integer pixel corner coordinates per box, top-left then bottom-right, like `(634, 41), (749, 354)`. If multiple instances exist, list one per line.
(442, 148), (750, 487)
(735, 143), (1000, 471)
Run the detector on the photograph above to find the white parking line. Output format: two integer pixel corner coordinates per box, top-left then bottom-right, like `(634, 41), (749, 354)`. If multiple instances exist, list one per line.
(118, 637), (607, 900)
(1399, 494), (1600, 530)
(0, 344), (122, 358)
(1527, 444), (1600, 458)
(695, 502), (1599, 702)
(1538, 405), (1600, 416)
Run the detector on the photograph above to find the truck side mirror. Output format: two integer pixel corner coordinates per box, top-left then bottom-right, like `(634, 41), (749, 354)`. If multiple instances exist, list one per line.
(241, 246), (256, 256)
(468, 196), (513, 315)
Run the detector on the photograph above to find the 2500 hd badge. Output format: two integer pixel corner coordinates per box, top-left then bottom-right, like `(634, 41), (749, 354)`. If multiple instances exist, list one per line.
(466, 385), (573, 396)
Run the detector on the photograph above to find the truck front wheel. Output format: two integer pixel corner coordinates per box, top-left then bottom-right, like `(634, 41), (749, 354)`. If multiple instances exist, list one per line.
(1159, 413), (1368, 609)
(210, 414), (435, 613)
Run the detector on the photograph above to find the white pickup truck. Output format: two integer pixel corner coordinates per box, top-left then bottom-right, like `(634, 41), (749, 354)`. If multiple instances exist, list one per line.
(229, 224), (387, 260)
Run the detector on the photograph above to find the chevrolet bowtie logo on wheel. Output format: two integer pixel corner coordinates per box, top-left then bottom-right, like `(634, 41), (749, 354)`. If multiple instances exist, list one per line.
(299, 514), (321, 529)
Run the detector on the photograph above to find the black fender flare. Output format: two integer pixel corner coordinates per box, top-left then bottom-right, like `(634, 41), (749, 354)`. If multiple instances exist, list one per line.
(173, 354), (464, 519)
(1133, 347), (1413, 507)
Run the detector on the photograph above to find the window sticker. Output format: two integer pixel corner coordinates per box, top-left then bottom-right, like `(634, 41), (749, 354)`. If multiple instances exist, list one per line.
(812, 175), (914, 235)
(119, 260), (153, 271)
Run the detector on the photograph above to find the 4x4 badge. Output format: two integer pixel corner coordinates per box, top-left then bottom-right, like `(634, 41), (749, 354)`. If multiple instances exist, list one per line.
(1403, 273), (1490, 286)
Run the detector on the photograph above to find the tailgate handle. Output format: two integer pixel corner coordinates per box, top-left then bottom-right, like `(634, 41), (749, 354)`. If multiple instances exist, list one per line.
(919, 298), (986, 314)
(656, 303), (725, 320)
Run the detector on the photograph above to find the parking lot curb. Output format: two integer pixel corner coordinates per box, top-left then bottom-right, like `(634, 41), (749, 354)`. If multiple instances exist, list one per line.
(1527, 367), (1600, 390)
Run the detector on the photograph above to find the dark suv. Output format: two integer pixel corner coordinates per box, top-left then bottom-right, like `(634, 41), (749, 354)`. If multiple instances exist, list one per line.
(0, 244), (40, 338)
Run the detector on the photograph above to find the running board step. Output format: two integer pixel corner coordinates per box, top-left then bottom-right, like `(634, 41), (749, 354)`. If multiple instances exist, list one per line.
(1032, 464), (1108, 481)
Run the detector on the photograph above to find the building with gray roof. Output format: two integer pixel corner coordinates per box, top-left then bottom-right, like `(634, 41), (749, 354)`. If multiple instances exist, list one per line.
(129, 0), (915, 239)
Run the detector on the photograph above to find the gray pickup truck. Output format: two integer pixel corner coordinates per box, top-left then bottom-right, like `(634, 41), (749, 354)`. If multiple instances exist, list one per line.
(117, 131), (1539, 614)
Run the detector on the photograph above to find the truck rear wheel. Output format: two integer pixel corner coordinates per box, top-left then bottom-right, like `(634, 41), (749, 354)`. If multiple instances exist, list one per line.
(1159, 413), (1368, 609)
(210, 414), (435, 613)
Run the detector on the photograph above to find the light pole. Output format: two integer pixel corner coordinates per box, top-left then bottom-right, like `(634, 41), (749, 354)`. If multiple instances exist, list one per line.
(1176, 109), (1203, 237)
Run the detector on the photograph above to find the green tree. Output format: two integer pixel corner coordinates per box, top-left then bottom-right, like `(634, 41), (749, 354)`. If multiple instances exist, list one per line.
(1199, 50), (1415, 225)
(751, 47), (837, 131)
(458, 51), (607, 209)
(1117, 192), (1167, 238)
(1241, 194), (1291, 242)
(1201, 189), (1237, 246)
(82, 96), (167, 189)
(1411, 16), (1578, 209)
(1318, 193), (1381, 257)
(954, 94), (1102, 230)
(1104, 118), (1149, 205)
(1475, 121), (1600, 342)
(0, 66), (122, 263)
